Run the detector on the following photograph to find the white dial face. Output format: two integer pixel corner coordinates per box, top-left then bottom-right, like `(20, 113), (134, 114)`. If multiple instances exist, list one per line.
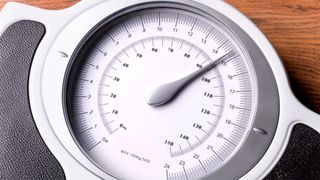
(67, 8), (256, 180)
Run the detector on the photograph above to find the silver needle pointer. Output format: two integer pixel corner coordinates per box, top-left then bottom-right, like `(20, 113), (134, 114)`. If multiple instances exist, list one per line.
(147, 51), (236, 107)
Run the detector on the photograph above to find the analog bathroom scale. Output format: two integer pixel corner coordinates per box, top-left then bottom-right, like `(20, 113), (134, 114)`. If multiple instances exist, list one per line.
(0, 0), (320, 179)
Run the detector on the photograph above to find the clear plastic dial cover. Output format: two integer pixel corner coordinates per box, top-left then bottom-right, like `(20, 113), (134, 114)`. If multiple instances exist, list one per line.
(66, 8), (257, 180)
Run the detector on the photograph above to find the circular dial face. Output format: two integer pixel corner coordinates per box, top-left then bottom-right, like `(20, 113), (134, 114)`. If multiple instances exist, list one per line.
(66, 7), (256, 180)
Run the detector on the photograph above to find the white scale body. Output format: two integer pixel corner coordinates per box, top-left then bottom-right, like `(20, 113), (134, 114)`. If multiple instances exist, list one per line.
(0, 0), (320, 179)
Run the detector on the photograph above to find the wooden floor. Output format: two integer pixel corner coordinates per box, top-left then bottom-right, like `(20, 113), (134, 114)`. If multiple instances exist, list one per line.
(1, 0), (320, 113)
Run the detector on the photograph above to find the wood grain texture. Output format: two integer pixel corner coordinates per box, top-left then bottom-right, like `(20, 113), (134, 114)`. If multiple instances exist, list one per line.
(0, 0), (320, 112)
(0, 0), (77, 10)
(226, 0), (320, 113)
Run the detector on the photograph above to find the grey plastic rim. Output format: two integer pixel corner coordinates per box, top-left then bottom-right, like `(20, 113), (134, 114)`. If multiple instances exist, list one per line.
(63, 1), (280, 179)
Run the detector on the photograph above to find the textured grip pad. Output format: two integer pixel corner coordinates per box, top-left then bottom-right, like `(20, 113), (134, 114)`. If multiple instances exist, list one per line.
(0, 20), (65, 180)
(266, 124), (320, 179)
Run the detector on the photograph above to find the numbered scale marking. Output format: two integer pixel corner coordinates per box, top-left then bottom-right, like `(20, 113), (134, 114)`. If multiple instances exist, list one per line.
(67, 8), (256, 180)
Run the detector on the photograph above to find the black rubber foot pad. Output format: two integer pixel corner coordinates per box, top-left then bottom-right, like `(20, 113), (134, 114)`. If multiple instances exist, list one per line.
(266, 124), (320, 180)
(0, 20), (65, 180)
